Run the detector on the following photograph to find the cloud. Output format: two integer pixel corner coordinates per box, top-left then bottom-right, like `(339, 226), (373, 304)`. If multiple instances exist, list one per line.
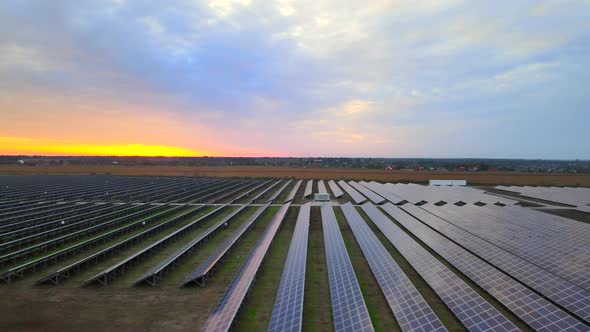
(0, 0), (588, 158)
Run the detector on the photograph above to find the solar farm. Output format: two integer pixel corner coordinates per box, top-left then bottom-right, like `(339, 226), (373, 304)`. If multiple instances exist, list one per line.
(1, 176), (589, 332)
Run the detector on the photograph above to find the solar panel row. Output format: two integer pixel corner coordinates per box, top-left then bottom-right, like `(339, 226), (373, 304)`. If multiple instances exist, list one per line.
(496, 186), (590, 207)
(303, 180), (313, 198)
(82, 204), (230, 286)
(181, 203), (271, 287)
(268, 203), (311, 332)
(1, 179), (256, 266)
(340, 203), (446, 332)
(477, 204), (590, 250)
(201, 203), (291, 332)
(359, 182), (406, 204)
(1, 203), (121, 240)
(0, 176), (239, 203)
(0, 203), (158, 265)
(250, 180), (283, 202)
(267, 180), (292, 203)
(317, 180), (328, 194)
(0, 204), (171, 283)
(392, 204), (588, 331)
(321, 203), (374, 332)
(0, 204), (135, 249)
(337, 180), (366, 204)
(362, 203), (519, 331)
(284, 180), (302, 203)
(133, 204), (252, 286)
(327, 180), (344, 198)
(416, 204), (590, 323)
(35, 204), (210, 285)
(231, 180), (273, 203)
(349, 181), (385, 204)
(434, 204), (590, 291)
(378, 182), (517, 206)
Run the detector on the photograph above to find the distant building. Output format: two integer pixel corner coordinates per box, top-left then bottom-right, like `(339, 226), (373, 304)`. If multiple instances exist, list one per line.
(314, 193), (330, 201)
(429, 180), (467, 186)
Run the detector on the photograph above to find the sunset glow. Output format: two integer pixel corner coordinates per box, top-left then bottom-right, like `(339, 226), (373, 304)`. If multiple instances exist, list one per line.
(0, 1), (589, 158)
(0, 137), (202, 157)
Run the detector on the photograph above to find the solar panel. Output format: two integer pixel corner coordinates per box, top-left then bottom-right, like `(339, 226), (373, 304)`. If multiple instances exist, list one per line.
(267, 180), (292, 203)
(362, 182), (406, 204)
(303, 180), (313, 198)
(340, 203), (446, 332)
(250, 180), (283, 202)
(83, 205), (228, 286)
(378, 183), (517, 206)
(362, 203), (519, 331)
(497, 186), (590, 207)
(35, 205), (208, 285)
(438, 204), (590, 291)
(327, 180), (344, 198)
(349, 181), (385, 204)
(317, 180), (328, 194)
(337, 180), (366, 204)
(320, 203), (374, 332)
(181, 203), (270, 287)
(134, 204), (251, 286)
(284, 180), (302, 203)
(201, 203), (291, 332)
(416, 204), (590, 323)
(390, 204), (588, 331)
(268, 203), (311, 332)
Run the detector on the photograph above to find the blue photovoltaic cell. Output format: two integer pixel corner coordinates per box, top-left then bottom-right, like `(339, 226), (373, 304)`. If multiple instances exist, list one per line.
(337, 180), (366, 204)
(321, 203), (374, 332)
(317, 180), (328, 194)
(303, 180), (313, 198)
(441, 203), (590, 292)
(361, 203), (519, 332)
(349, 181), (385, 204)
(284, 180), (302, 203)
(390, 203), (588, 331)
(340, 203), (446, 332)
(328, 180), (344, 198)
(419, 204), (590, 324)
(268, 203), (311, 332)
(201, 203), (291, 332)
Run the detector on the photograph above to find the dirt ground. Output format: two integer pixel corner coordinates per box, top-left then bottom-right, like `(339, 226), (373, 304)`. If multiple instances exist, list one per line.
(0, 285), (216, 332)
(2, 165), (590, 186)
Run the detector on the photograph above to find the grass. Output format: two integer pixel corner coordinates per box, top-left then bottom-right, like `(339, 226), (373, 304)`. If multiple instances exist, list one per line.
(333, 206), (399, 332)
(302, 206), (333, 332)
(232, 206), (297, 331)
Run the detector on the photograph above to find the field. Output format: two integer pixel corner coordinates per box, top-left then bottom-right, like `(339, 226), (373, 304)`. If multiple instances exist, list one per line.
(1, 175), (589, 332)
(2, 165), (590, 186)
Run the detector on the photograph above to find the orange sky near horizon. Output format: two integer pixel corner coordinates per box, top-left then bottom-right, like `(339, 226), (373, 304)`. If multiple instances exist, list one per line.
(0, 137), (206, 157)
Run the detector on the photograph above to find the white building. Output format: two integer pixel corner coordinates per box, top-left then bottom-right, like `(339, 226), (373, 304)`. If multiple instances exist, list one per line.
(314, 193), (330, 201)
(429, 179), (467, 186)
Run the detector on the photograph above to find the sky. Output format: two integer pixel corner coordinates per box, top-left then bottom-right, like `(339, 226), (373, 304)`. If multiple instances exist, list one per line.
(0, 0), (589, 159)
